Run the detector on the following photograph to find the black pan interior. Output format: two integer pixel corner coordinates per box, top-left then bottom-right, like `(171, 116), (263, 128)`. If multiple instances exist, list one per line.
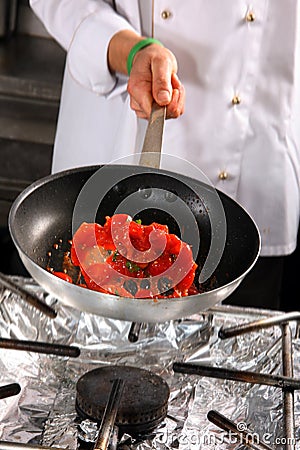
(9, 165), (260, 292)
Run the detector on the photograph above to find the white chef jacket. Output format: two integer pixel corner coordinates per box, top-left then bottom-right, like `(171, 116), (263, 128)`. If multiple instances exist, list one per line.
(30, 0), (300, 257)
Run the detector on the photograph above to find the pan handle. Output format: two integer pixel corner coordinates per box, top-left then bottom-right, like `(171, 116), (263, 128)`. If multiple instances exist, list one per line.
(132, 103), (166, 336)
(139, 102), (166, 169)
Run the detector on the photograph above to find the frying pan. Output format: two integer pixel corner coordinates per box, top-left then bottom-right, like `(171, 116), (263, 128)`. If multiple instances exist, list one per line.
(8, 159), (260, 322)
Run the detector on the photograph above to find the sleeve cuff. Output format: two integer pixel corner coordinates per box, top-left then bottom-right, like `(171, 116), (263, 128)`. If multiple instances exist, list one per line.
(66, 4), (136, 95)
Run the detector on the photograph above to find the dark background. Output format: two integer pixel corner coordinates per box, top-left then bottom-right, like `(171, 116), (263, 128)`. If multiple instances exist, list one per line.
(0, 0), (65, 274)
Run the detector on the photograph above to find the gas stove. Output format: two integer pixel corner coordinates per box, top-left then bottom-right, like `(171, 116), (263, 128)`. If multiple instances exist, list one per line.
(0, 276), (299, 450)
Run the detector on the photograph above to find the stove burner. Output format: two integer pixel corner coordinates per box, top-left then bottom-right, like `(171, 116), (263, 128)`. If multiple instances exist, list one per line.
(76, 365), (170, 436)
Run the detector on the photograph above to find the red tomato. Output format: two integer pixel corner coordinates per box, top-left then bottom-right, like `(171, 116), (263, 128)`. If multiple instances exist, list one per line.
(130, 222), (151, 251)
(81, 263), (108, 285)
(71, 222), (107, 266)
(135, 288), (152, 299)
(165, 233), (182, 256)
(96, 229), (115, 251)
(176, 263), (198, 293)
(188, 283), (200, 296)
(147, 254), (173, 277)
(149, 222), (169, 233)
(52, 271), (73, 283)
(67, 214), (200, 298)
(106, 252), (144, 278)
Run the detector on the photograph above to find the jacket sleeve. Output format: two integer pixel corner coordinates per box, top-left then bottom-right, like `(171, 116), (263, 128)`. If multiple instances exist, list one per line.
(29, 0), (137, 94)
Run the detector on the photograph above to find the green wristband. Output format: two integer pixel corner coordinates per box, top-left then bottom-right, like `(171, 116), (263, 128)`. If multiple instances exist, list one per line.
(126, 38), (163, 75)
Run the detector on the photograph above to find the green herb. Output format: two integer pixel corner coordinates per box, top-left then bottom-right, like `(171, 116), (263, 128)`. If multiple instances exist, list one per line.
(112, 251), (119, 262)
(135, 219), (142, 224)
(125, 261), (141, 272)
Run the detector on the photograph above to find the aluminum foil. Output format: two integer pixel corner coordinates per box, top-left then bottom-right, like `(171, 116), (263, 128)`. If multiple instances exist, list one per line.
(0, 277), (299, 450)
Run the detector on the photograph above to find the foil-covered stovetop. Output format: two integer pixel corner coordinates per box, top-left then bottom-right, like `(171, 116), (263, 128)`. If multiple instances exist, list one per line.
(0, 277), (299, 449)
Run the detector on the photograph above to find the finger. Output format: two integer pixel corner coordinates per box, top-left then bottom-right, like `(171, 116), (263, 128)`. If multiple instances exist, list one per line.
(171, 72), (181, 89)
(151, 56), (175, 106)
(129, 93), (151, 118)
(166, 88), (179, 119)
(128, 82), (153, 118)
(175, 82), (185, 115)
(166, 83), (185, 119)
(130, 97), (142, 111)
(135, 111), (148, 119)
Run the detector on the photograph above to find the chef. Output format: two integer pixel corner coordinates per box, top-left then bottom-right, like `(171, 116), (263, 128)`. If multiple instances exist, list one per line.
(29, 0), (300, 310)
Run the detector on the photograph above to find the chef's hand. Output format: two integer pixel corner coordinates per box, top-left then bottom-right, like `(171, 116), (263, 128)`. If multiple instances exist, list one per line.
(128, 43), (185, 120)
(108, 30), (185, 120)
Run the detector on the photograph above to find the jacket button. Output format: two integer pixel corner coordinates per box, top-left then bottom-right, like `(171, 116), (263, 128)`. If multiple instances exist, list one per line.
(161, 10), (172, 19)
(218, 171), (228, 180)
(245, 11), (256, 22)
(232, 95), (241, 105)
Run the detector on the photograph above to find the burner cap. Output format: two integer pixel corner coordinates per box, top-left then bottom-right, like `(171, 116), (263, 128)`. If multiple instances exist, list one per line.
(76, 365), (170, 436)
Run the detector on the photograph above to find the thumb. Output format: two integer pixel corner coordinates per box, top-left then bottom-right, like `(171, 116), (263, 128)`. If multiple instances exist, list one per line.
(156, 87), (172, 104)
(152, 63), (173, 105)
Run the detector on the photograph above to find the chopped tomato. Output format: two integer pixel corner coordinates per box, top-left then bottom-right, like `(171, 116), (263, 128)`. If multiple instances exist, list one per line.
(106, 252), (144, 279)
(52, 271), (73, 283)
(135, 288), (152, 299)
(176, 263), (198, 292)
(146, 254), (174, 277)
(188, 283), (200, 296)
(65, 214), (200, 299)
(165, 233), (182, 256)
